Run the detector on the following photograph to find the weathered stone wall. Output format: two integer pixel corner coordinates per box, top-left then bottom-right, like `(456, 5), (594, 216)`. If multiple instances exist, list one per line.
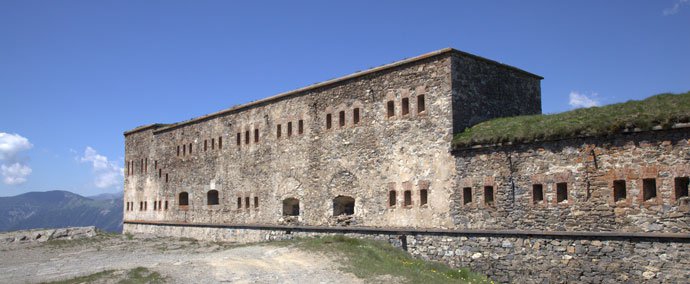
(453, 129), (690, 233)
(451, 53), (542, 133)
(124, 223), (690, 283)
(125, 52), (457, 229)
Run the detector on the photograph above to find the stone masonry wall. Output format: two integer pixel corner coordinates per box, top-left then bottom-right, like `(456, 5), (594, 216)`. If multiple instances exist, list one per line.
(124, 223), (690, 283)
(453, 129), (690, 233)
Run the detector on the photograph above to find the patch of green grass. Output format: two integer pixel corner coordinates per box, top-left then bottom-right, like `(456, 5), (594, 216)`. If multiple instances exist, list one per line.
(453, 92), (690, 148)
(42, 267), (165, 284)
(287, 236), (490, 283)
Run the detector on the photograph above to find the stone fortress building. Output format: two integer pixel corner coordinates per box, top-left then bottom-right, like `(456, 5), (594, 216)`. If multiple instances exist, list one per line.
(124, 48), (690, 283)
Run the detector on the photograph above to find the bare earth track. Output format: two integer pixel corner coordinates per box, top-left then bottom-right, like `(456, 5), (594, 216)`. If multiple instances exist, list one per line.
(0, 233), (363, 284)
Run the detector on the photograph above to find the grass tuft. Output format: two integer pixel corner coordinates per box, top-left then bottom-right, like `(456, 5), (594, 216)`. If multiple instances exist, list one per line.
(288, 236), (490, 283)
(453, 92), (690, 147)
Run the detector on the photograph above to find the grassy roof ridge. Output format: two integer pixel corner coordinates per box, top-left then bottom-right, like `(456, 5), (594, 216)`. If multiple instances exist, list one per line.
(453, 91), (690, 148)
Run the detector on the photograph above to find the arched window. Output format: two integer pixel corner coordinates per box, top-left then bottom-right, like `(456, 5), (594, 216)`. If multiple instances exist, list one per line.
(179, 192), (189, 206)
(282, 198), (300, 216)
(333, 195), (355, 216)
(207, 190), (219, 205)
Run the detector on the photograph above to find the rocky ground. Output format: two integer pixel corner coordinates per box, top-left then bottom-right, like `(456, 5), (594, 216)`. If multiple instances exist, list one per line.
(0, 228), (363, 283)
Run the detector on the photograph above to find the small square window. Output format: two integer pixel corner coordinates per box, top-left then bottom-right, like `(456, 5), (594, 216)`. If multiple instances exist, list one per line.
(462, 187), (472, 205)
(675, 177), (689, 202)
(532, 184), (544, 204)
(556, 183), (568, 203)
(643, 178), (657, 201)
(484, 186), (494, 206)
(402, 97), (409, 115)
(613, 180), (627, 202)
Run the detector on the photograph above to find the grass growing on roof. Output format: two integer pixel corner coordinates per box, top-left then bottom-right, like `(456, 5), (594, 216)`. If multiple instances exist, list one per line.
(286, 235), (490, 283)
(453, 92), (690, 147)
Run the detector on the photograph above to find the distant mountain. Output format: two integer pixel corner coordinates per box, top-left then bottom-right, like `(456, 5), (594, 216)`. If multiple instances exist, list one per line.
(0, 190), (122, 233)
(87, 192), (124, 201)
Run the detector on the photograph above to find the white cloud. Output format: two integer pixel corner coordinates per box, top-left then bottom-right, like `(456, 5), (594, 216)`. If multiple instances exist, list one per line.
(664, 0), (689, 15)
(568, 91), (601, 109)
(0, 132), (33, 185)
(1, 163), (32, 185)
(79, 146), (124, 189)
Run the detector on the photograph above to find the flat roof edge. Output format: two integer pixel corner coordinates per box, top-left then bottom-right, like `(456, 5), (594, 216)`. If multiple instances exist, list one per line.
(125, 48), (543, 135)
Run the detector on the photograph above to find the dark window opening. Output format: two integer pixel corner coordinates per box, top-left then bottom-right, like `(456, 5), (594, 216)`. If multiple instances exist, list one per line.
(339, 111), (345, 127)
(218, 137), (222, 149)
(139, 202), (143, 210)
(298, 120), (304, 134)
(404, 190), (412, 206)
(245, 131), (250, 144)
(179, 192), (189, 206)
(277, 124), (282, 138)
(183, 144), (186, 156)
(254, 129), (259, 143)
(165, 173), (169, 183)
(387, 101), (395, 118)
(207, 190), (219, 205)
(154, 201), (157, 210)
(675, 177), (689, 202)
(154, 160), (157, 170)
(158, 200), (162, 210)
(254, 197), (259, 208)
(353, 108), (360, 125)
(613, 180), (627, 202)
(204, 140), (208, 151)
(463, 187), (472, 205)
(643, 178), (657, 201)
(177, 146), (180, 156)
(287, 122), (293, 137)
(211, 138), (215, 150)
(164, 201), (168, 210)
(532, 184), (544, 204)
(417, 95), (426, 113)
(245, 197), (250, 209)
(326, 114), (332, 129)
(402, 97), (410, 115)
(126, 202), (129, 211)
(484, 186), (494, 206)
(188, 143), (192, 154)
(158, 169), (162, 178)
(556, 183), (568, 203)
(283, 198), (300, 216)
(144, 201), (147, 210)
(144, 159), (148, 174)
(237, 133), (241, 146)
(420, 189), (428, 206)
(140, 159), (144, 173)
(333, 195), (355, 216)
(237, 197), (242, 209)
(389, 191), (396, 207)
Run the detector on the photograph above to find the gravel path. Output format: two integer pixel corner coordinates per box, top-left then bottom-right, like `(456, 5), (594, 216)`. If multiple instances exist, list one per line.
(0, 234), (362, 283)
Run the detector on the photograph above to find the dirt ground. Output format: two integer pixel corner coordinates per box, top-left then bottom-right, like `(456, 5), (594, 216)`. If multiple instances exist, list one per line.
(0, 234), (363, 284)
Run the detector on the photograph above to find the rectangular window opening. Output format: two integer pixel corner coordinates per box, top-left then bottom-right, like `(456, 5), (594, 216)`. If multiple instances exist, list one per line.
(326, 114), (332, 129)
(643, 178), (657, 201)
(353, 108), (360, 125)
(165, 173), (169, 183)
(532, 184), (544, 204)
(188, 143), (192, 154)
(298, 120), (304, 135)
(402, 97), (410, 115)
(254, 129), (259, 143)
(339, 111), (345, 127)
(675, 177), (689, 202)
(403, 190), (412, 206)
(386, 101), (395, 118)
(287, 122), (293, 137)
(237, 197), (242, 209)
(388, 191), (396, 207)
(613, 180), (627, 202)
(218, 137), (222, 149)
(556, 183), (568, 203)
(277, 124), (282, 138)
(254, 197), (259, 208)
(420, 189), (428, 206)
(245, 131), (250, 144)
(245, 197), (250, 209)
(204, 140), (208, 151)
(182, 145), (186, 156)
(237, 133), (241, 146)
(484, 186), (494, 206)
(462, 187), (472, 205)
(164, 201), (168, 210)
(417, 95), (426, 113)
(211, 138), (215, 150)
(158, 169), (162, 178)
(177, 146), (180, 156)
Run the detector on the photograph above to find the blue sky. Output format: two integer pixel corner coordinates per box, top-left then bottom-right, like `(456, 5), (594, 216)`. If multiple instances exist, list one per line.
(1, 1), (689, 197)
